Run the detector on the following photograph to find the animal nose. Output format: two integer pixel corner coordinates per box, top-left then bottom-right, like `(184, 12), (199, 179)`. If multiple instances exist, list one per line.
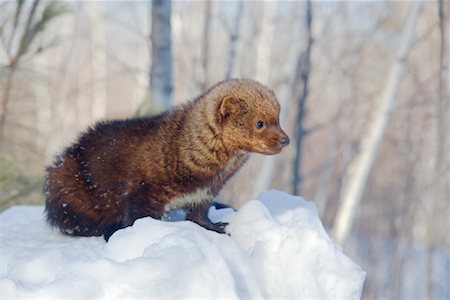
(279, 135), (290, 146)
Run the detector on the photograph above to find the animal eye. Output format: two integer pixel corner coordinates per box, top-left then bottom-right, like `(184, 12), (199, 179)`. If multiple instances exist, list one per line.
(256, 121), (265, 129)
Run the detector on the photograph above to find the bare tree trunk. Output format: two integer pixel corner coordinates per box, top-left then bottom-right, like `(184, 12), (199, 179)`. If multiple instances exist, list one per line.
(254, 1), (276, 84)
(224, 0), (243, 80)
(200, 0), (212, 92)
(0, 63), (16, 146)
(34, 51), (52, 160)
(149, 0), (173, 113)
(332, 2), (424, 245)
(388, 118), (421, 298)
(251, 0), (278, 196)
(427, 0), (448, 298)
(89, 1), (107, 122)
(1, 0), (40, 147)
(292, 0), (313, 195)
(313, 138), (336, 209)
(1, 0), (68, 148)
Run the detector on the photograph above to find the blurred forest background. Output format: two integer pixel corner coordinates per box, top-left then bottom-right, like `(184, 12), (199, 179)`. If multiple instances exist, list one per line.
(0, 0), (448, 299)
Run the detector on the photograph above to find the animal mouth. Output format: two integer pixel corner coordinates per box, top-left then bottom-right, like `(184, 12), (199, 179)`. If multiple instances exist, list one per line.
(258, 142), (284, 155)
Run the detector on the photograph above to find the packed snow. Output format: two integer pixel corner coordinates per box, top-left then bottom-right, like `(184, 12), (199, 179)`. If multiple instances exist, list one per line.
(0, 189), (365, 299)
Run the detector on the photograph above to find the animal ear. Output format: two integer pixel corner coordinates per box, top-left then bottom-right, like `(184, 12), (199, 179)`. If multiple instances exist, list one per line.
(218, 96), (240, 122)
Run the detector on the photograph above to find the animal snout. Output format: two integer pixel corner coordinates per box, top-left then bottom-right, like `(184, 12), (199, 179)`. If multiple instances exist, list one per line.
(279, 135), (290, 146)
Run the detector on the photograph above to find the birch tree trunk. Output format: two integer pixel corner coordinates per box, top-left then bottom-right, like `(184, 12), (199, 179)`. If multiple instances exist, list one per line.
(224, 0), (243, 80)
(149, 0), (173, 113)
(332, 2), (423, 245)
(88, 1), (107, 122)
(251, 0), (278, 196)
(34, 50), (52, 160)
(254, 1), (276, 85)
(200, 0), (212, 92)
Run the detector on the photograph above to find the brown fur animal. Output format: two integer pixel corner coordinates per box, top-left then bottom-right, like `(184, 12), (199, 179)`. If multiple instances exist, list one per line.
(44, 79), (290, 241)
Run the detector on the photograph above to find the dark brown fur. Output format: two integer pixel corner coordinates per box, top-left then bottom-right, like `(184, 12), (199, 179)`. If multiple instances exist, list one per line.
(44, 79), (289, 240)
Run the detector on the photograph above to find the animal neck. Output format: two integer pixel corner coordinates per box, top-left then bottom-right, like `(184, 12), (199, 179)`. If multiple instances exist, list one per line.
(178, 98), (237, 171)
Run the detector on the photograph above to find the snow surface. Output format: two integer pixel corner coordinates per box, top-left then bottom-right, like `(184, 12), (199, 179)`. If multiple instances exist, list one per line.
(0, 189), (365, 299)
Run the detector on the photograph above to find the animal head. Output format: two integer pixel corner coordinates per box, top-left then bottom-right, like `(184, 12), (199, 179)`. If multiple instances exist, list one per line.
(215, 79), (290, 155)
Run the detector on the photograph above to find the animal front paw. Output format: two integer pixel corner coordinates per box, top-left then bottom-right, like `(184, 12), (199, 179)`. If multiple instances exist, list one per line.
(210, 221), (228, 234)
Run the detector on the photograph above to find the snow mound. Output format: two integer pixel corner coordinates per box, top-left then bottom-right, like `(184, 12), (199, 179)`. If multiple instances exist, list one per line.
(0, 189), (365, 299)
